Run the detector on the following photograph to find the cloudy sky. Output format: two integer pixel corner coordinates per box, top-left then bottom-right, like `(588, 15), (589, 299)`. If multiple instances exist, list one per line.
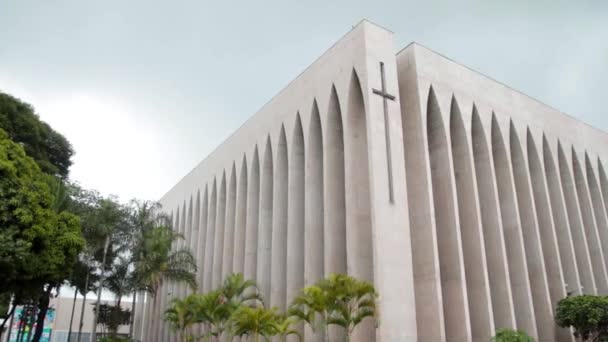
(1, 0), (606, 202)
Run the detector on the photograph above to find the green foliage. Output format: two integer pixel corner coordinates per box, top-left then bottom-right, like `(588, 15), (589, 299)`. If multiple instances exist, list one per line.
(289, 273), (377, 340)
(164, 296), (199, 342)
(231, 306), (299, 342)
(556, 295), (608, 341)
(132, 224), (197, 296)
(96, 303), (131, 335)
(491, 328), (535, 342)
(0, 92), (73, 178)
(0, 128), (84, 295)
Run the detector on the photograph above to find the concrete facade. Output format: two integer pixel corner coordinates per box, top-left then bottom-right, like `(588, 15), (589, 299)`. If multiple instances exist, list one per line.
(135, 21), (608, 341)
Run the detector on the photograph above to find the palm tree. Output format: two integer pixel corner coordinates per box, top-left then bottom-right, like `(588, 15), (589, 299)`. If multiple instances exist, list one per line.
(288, 285), (330, 340)
(231, 306), (299, 342)
(165, 295), (198, 342)
(132, 222), (197, 341)
(322, 274), (377, 341)
(288, 274), (377, 342)
(189, 290), (226, 342)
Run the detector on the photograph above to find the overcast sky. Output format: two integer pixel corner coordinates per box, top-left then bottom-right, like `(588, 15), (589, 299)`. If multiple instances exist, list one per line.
(1, 0), (606, 202)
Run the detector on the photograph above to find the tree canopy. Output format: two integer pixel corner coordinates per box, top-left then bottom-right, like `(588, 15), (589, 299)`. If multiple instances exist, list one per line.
(0, 128), (84, 296)
(556, 295), (608, 341)
(0, 92), (73, 178)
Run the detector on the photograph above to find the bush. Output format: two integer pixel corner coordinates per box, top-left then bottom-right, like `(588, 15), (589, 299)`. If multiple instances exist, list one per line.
(555, 295), (608, 341)
(491, 328), (534, 342)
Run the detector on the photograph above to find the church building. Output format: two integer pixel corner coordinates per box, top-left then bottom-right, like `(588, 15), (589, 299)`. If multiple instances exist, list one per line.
(134, 20), (608, 341)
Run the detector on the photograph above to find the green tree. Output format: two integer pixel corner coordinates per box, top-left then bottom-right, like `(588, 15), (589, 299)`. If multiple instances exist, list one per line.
(491, 328), (535, 342)
(0, 92), (73, 178)
(165, 295), (199, 342)
(0, 128), (84, 342)
(289, 285), (330, 340)
(190, 290), (225, 341)
(132, 221), (197, 340)
(289, 273), (377, 342)
(232, 306), (299, 342)
(556, 295), (608, 341)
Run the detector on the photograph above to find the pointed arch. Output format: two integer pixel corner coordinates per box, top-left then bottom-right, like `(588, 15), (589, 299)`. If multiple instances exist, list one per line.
(585, 153), (608, 276)
(258, 136), (274, 303)
(204, 178), (218, 292)
(572, 148), (608, 293)
(307, 100), (325, 285)
(197, 186), (209, 291)
(184, 196), (194, 296)
(542, 136), (582, 297)
(233, 155), (248, 274)
(529, 130), (575, 341)
(427, 88), (471, 341)
(344, 70), (375, 341)
(450, 98), (494, 339)
(471, 108), (516, 330)
(510, 123), (554, 340)
(222, 163), (238, 279)
(345, 69), (374, 280)
(192, 191), (201, 289)
(245, 147), (260, 280)
(404, 85), (445, 339)
(558, 142), (597, 294)
(212, 172), (227, 288)
(271, 125), (289, 311)
(287, 114), (305, 308)
(491, 115), (537, 337)
(324, 85), (347, 276)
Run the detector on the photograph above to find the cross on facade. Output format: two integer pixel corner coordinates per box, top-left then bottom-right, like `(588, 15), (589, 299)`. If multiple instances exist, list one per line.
(372, 61), (396, 203)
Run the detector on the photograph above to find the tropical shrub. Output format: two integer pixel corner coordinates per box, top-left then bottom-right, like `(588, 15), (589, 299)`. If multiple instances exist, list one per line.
(491, 328), (534, 342)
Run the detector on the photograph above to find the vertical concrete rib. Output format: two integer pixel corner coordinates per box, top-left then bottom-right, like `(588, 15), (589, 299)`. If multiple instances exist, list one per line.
(526, 129), (571, 340)
(245, 148), (260, 281)
(223, 164), (237, 279)
(306, 101), (325, 342)
(542, 137), (582, 296)
(598, 160), (608, 218)
(271, 126), (288, 311)
(426, 88), (471, 342)
(191, 191), (200, 292)
(324, 86), (347, 276)
(491, 115), (537, 338)
(585, 153), (608, 279)
(184, 197), (194, 296)
(449, 98), (494, 340)
(471, 108), (516, 330)
(258, 137), (274, 304)
(197, 187), (209, 291)
(557, 143), (597, 294)
(572, 148), (608, 293)
(234, 156), (248, 274)
(400, 83), (445, 341)
(213, 172), (227, 288)
(510, 123), (555, 341)
(307, 101), (325, 284)
(204, 179), (218, 292)
(344, 70), (374, 342)
(287, 114), (306, 341)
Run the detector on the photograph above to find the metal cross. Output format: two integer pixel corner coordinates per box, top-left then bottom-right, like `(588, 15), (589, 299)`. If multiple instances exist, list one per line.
(372, 61), (396, 203)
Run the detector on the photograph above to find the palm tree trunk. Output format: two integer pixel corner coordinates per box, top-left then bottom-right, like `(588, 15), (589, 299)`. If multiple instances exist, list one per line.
(66, 290), (77, 342)
(77, 255), (92, 342)
(92, 235), (110, 342)
(129, 292), (137, 338)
